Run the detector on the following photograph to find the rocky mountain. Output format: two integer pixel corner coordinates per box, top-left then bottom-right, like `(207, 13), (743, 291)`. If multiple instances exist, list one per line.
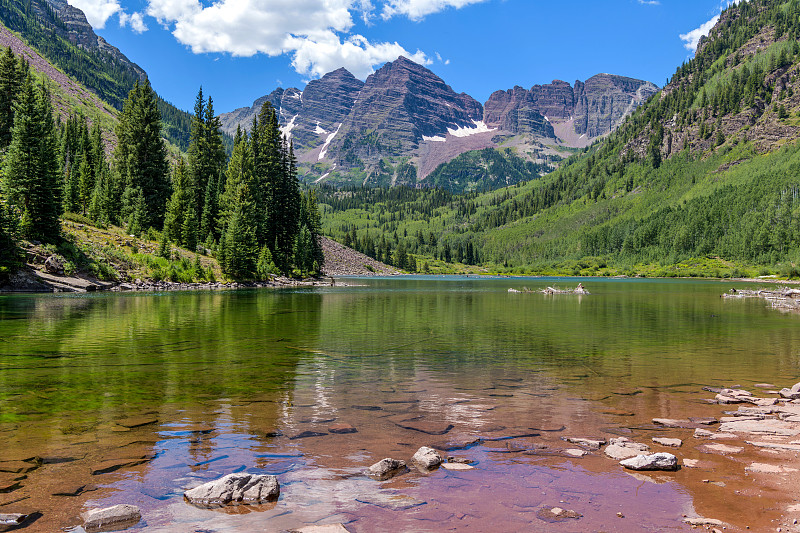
(220, 57), (657, 189)
(484, 75), (658, 145)
(41, 0), (146, 81)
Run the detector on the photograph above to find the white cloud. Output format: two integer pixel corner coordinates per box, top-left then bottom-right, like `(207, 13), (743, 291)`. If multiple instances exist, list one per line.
(381, 0), (488, 21)
(679, 14), (719, 52)
(290, 32), (429, 79)
(638, 0), (660, 5)
(66, 0), (122, 28)
(142, 0), (433, 79)
(119, 12), (148, 33)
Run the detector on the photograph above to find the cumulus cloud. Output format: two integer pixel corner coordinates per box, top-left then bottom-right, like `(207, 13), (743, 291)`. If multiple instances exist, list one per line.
(119, 12), (147, 33)
(142, 0), (437, 78)
(381, 0), (488, 21)
(66, 0), (122, 28)
(680, 14), (720, 52)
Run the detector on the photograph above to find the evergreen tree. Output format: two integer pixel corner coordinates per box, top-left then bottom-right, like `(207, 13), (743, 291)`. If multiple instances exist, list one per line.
(0, 191), (18, 269)
(0, 46), (21, 149)
(3, 76), (61, 242)
(115, 81), (170, 229)
(164, 158), (195, 248)
(219, 130), (254, 233)
(221, 183), (258, 279)
(187, 88), (226, 235)
(299, 189), (324, 273)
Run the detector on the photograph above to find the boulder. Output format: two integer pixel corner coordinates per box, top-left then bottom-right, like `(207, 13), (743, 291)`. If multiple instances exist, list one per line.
(780, 388), (800, 400)
(366, 458), (408, 480)
(183, 473), (279, 506)
(44, 255), (64, 275)
(82, 504), (141, 532)
(603, 437), (649, 460)
(792, 382), (800, 394)
(411, 446), (443, 469)
(619, 453), (678, 471)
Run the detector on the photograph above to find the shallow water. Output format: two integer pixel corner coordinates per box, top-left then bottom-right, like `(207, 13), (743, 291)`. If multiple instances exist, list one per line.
(0, 277), (798, 531)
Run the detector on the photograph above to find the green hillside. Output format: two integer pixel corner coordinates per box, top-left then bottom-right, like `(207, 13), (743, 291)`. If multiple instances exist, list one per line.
(319, 0), (800, 277)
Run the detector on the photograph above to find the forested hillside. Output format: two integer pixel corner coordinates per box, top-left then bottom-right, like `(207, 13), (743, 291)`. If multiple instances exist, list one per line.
(0, 0), (200, 150)
(320, 0), (800, 277)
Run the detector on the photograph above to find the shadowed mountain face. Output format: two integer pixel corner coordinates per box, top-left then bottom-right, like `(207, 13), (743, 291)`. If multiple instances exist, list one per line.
(219, 58), (657, 189)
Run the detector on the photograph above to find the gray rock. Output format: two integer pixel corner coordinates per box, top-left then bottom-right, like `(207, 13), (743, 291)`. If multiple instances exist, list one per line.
(619, 453), (679, 471)
(780, 388), (800, 400)
(44, 255), (64, 275)
(82, 504), (141, 532)
(603, 437), (650, 460)
(183, 473), (279, 506)
(719, 418), (800, 436)
(562, 437), (606, 449)
(411, 446), (443, 469)
(366, 458), (408, 480)
(791, 382), (800, 394)
(683, 517), (724, 527)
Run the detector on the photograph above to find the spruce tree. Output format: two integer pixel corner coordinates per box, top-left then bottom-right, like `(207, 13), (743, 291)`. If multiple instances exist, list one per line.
(115, 81), (170, 229)
(164, 158), (194, 247)
(188, 88), (226, 235)
(3, 76), (61, 242)
(0, 46), (20, 149)
(0, 191), (18, 269)
(221, 183), (258, 279)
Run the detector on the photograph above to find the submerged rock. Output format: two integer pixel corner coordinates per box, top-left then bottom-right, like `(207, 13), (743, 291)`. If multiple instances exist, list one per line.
(536, 506), (582, 522)
(562, 437), (606, 449)
(652, 437), (682, 448)
(683, 517), (724, 527)
(619, 453), (678, 471)
(441, 462), (474, 471)
(328, 423), (357, 434)
(183, 473), (279, 506)
(0, 514), (30, 530)
(366, 458), (408, 480)
(290, 525), (351, 533)
(411, 446), (443, 469)
(82, 504), (141, 532)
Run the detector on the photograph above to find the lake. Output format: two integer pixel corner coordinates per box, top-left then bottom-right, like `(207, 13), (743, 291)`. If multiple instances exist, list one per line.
(1, 276), (798, 532)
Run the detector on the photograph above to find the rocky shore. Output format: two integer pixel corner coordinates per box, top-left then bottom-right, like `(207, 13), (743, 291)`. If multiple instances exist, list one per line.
(0, 236), (397, 293)
(722, 286), (800, 311)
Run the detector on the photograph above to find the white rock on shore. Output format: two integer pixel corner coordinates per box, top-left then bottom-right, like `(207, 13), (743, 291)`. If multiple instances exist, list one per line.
(619, 453), (679, 471)
(81, 504), (141, 531)
(183, 473), (279, 506)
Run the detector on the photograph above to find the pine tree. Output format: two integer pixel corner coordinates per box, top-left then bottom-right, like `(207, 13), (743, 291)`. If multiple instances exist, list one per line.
(219, 130), (254, 233)
(188, 88), (226, 235)
(115, 81), (170, 230)
(299, 189), (324, 273)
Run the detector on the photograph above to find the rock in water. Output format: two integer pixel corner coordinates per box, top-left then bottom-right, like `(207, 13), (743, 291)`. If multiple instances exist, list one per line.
(411, 446), (443, 469)
(366, 458), (408, 480)
(184, 473), (279, 506)
(81, 504), (141, 532)
(619, 453), (679, 471)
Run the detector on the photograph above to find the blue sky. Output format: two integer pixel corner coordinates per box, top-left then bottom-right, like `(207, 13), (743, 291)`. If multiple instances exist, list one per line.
(66, 0), (734, 113)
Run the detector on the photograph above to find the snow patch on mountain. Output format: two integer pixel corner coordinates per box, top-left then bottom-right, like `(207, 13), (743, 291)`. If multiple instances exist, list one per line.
(447, 120), (496, 138)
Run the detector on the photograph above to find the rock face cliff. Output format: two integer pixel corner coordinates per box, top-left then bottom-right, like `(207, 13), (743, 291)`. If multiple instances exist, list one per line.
(328, 56), (484, 169)
(41, 0), (146, 81)
(219, 58), (657, 188)
(484, 75), (658, 142)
